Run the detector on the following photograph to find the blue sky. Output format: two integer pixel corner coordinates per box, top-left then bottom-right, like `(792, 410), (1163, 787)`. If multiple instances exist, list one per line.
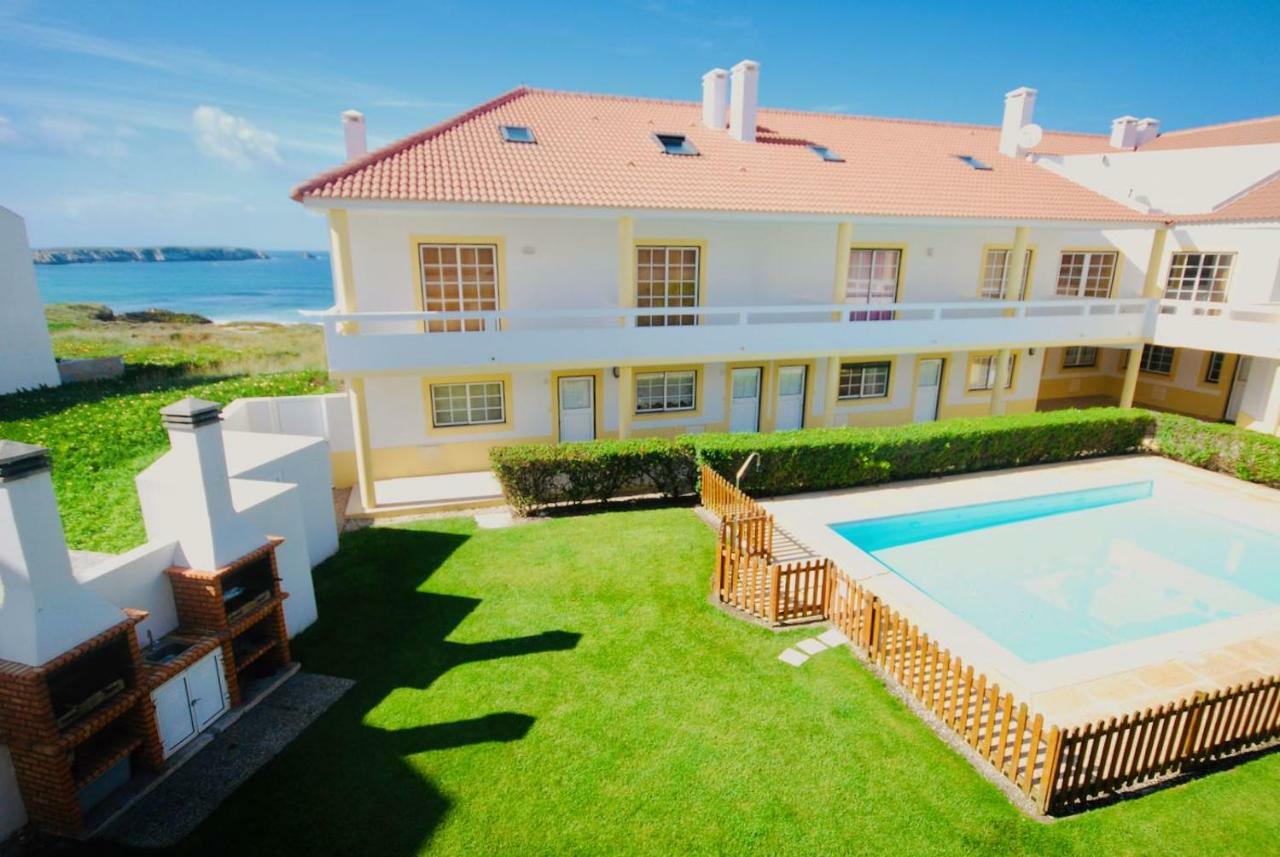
(1, 0), (1276, 249)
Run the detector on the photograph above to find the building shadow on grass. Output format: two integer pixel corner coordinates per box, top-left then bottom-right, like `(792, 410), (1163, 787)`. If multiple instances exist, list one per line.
(81, 525), (580, 857)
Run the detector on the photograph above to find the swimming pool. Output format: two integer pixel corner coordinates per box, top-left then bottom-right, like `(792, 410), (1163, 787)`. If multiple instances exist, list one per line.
(830, 481), (1280, 662)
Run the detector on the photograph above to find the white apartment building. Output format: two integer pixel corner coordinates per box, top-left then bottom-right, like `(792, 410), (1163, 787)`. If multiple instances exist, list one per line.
(292, 63), (1280, 513)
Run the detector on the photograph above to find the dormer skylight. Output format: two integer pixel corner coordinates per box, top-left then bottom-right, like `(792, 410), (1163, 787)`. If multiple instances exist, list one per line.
(654, 133), (698, 156)
(809, 145), (844, 162)
(500, 125), (536, 144)
(956, 154), (993, 171)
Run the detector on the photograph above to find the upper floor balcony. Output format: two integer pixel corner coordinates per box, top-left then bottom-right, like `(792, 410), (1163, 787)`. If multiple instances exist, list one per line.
(1151, 300), (1280, 360)
(309, 297), (1154, 375)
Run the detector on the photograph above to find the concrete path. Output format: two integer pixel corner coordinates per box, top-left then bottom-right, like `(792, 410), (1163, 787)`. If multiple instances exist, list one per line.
(777, 628), (849, 667)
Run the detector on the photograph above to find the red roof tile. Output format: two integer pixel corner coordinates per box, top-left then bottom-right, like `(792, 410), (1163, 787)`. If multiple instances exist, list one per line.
(1187, 173), (1280, 223)
(293, 87), (1154, 223)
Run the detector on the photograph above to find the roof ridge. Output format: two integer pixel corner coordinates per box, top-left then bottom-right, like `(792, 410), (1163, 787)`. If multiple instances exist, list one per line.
(1156, 113), (1280, 139)
(290, 86), (532, 201)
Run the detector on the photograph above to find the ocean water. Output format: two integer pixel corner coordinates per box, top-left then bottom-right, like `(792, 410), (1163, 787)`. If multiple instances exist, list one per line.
(34, 251), (333, 324)
(831, 483), (1280, 662)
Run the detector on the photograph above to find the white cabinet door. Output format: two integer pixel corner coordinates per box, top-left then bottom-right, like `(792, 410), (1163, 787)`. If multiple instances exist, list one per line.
(187, 651), (230, 730)
(152, 675), (196, 757)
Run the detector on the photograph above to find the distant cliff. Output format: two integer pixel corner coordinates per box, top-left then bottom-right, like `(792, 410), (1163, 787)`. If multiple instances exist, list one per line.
(32, 247), (269, 265)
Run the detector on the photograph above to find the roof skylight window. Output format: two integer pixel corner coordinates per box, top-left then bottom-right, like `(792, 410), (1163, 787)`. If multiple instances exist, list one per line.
(654, 133), (699, 156)
(809, 145), (844, 162)
(956, 154), (993, 171)
(500, 125), (536, 144)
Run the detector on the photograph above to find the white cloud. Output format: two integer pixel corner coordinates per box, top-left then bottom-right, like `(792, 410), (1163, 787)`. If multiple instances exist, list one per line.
(191, 105), (282, 169)
(0, 112), (132, 157)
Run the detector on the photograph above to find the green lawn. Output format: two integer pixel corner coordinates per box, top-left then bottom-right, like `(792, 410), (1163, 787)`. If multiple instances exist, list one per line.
(0, 371), (330, 551)
(154, 509), (1279, 856)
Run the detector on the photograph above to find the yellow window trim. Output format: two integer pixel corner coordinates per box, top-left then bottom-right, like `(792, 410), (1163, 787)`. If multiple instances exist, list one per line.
(632, 238), (709, 322)
(907, 353), (950, 420)
(1195, 352), (1235, 391)
(1054, 246), (1125, 299)
(630, 363), (705, 421)
(1059, 345), (1101, 372)
(550, 369), (605, 442)
(408, 234), (508, 333)
(844, 242), (909, 304)
(965, 351), (1018, 392)
(833, 355), (899, 407)
(1136, 345), (1181, 380)
(975, 243), (1038, 299)
(421, 372), (515, 437)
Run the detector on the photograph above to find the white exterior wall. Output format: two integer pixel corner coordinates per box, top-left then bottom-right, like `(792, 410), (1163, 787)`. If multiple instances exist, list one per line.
(0, 207), (59, 395)
(1166, 223), (1280, 305)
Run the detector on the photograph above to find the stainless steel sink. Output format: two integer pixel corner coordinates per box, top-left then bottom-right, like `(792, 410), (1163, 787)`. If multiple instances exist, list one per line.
(144, 638), (195, 664)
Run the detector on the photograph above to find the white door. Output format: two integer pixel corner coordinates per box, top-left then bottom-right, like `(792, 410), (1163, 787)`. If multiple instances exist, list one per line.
(729, 368), (762, 433)
(152, 675), (196, 757)
(557, 376), (595, 442)
(913, 359), (944, 423)
(1226, 356), (1251, 422)
(775, 366), (806, 431)
(188, 651), (230, 730)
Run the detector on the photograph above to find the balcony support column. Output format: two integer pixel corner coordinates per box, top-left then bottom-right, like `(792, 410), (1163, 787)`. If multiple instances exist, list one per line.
(989, 348), (1012, 415)
(831, 222), (853, 318)
(617, 367), (634, 439)
(328, 208), (358, 333)
(617, 216), (635, 326)
(823, 356), (843, 427)
(1119, 345), (1144, 408)
(1142, 227), (1169, 298)
(1005, 226), (1030, 301)
(347, 377), (376, 511)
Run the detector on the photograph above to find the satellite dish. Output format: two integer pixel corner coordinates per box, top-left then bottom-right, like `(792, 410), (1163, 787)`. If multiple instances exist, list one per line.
(1017, 123), (1044, 150)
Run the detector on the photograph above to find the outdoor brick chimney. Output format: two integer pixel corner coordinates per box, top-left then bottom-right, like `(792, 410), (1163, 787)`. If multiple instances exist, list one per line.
(0, 441), (125, 666)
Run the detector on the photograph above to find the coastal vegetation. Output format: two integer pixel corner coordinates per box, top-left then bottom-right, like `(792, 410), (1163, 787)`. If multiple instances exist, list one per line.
(32, 246), (268, 264)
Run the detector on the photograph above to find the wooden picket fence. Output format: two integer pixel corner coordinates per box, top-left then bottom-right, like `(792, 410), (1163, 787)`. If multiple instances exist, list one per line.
(699, 467), (1280, 814)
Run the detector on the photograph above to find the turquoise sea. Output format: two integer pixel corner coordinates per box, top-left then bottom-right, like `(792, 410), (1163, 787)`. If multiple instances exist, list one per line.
(33, 251), (333, 324)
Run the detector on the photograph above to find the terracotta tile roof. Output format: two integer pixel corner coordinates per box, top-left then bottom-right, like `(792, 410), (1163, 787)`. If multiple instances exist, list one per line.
(1139, 115), (1280, 151)
(1185, 173), (1280, 223)
(292, 87), (1154, 222)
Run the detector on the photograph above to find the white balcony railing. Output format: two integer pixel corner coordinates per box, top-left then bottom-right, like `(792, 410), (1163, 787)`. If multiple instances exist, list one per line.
(305, 297), (1155, 375)
(1152, 299), (1280, 360)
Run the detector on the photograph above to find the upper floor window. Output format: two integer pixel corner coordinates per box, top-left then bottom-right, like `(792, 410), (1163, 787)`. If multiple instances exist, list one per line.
(838, 361), (890, 399)
(1164, 252), (1233, 303)
(635, 370), (696, 413)
(980, 248), (1033, 300)
(968, 353), (1016, 391)
(430, 380), (505, 427)
(846, 248), (900, 321)
(1204, 352), (1226, 384)
(419, 243), (498, 333)
(1139, 344), (1175, 375)
(1055, 251), (1117, 298)
(637, 246), (699, 327)
(1062, 346), (1098, 369)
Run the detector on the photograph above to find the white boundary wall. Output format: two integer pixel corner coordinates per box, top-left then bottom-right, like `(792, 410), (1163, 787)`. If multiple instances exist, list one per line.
(0, 207), (59, 395)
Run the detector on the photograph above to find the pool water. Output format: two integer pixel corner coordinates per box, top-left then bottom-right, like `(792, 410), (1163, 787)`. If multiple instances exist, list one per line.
(830, 482), (1280, 662)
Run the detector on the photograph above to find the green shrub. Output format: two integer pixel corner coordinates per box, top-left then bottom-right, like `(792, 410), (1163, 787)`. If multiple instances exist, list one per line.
(1153, 412), (1280, 487)
(692, 408), (1154, 495)
(490, 408), (1153, 512)
(489, 438), (696, 514)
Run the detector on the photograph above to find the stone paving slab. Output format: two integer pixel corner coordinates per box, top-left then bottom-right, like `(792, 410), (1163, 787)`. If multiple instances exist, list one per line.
(777, 648), (809, 667)
(796, 638), (829, 655)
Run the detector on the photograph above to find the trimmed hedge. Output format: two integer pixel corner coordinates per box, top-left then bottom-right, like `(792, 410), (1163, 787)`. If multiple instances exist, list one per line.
(1153, 413), (1280, 488)
(692, 408), (1153, 495)
(490, 408), (1154, 513)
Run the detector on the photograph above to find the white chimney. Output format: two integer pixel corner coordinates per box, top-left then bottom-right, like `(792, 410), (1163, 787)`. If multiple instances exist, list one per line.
(728, 59), (760, 143)
(702, 68), (729, 130)
(999, 87), (1037, 157)
(150, 398), (267, 570)
(1110, 115), (1139, 149)
(342, 109), (367, 160)
(1135, 117), (1160, 147)
(0, 441), (125, 666)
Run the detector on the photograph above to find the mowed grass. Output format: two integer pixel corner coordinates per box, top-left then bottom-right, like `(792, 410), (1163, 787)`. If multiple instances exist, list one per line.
(155, 509), (1280, 856)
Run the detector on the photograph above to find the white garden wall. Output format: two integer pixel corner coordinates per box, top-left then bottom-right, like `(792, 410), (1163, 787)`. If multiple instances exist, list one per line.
(0, 207), (59, 395)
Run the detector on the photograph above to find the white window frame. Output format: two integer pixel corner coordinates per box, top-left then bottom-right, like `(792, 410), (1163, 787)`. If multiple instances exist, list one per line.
(1204, 352), (1226, 384)
(636, 245), (700, 327)
(980, 248), (1033, 300)
(430, 381), (506, 427)
(1164, 252), (1234, 303)
(1055, 251), (1118, 299)
(837, 362), (891, 400)
(635, 370), (697, 414)
(845, 248), (900, 321)
(1062, 346), (1098, 369)
(1139, 345), (1175, 375)
(968, 354), (1016, 391)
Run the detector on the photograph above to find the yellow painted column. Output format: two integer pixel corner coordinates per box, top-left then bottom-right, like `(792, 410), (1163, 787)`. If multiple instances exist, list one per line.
(1005, 226), (1030, 301)
(1142, 227), (1169, 298)
(824, 357), (843, 427)
(617, 367), (634, 439)
(617, 216), (635, 326)
(328, 209), (358, 332)
(1119, 345), (1144, 408)
(989, 348), (1012, 415)
(347, 377), (376, 511)
(830, 222), (853, 318)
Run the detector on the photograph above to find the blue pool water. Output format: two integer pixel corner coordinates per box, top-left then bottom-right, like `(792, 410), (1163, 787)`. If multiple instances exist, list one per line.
(831, 483), (1280, 662)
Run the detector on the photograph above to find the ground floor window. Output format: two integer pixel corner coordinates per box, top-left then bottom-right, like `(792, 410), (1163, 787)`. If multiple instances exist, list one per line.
(1204, 352), (1226, 384)
(636, 370), (696, 413)
(430, 380), (506, 427)
(967, 353), (1016, 391)
(1139, 345), (1175, 375)
(838, 361), (890, 399)
(1062, 346), (1098, 369)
